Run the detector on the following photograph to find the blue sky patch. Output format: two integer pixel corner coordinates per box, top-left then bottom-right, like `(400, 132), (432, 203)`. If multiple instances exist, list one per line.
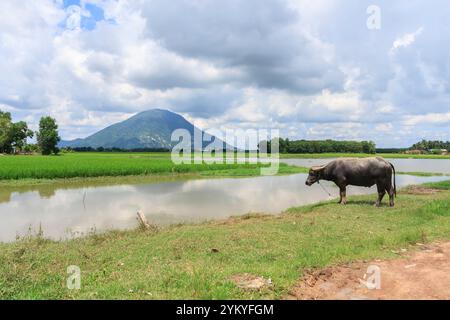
(63, 0), (80, 8)
(62, 0), (107, 30)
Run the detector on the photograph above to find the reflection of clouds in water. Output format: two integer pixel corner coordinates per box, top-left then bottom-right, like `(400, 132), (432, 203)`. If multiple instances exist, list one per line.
(2, 186), (138, 241)
(0, 174), (448, 242)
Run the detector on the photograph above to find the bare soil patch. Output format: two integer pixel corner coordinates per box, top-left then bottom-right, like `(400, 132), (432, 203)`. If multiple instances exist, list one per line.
(230, 274), (273, 290)
(287, 242), (450, 300)
(406, 186), (441, 195)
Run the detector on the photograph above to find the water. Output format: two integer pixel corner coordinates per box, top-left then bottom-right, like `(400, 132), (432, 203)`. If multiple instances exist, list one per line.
(281, 158), (450, 174)
(0, 173), (447, 242)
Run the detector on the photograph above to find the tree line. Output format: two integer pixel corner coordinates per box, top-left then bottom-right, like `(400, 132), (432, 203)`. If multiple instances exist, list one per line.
(0, 110), (60, 155)
(261, 138), (376, 154)
(410, 139), (450, 151)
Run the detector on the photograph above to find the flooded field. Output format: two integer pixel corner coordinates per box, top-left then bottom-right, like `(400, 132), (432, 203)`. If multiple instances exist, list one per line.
(1, 173), (447, 242)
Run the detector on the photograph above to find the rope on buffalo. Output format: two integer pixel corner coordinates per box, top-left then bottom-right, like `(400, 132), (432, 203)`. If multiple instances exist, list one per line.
(317, 181), (332, 197)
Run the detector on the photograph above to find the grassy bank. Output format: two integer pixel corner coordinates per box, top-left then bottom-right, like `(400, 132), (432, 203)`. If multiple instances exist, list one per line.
(424, 180), (450, 189)
(1, 180), (449, 299)
(397, 171), (450, 177)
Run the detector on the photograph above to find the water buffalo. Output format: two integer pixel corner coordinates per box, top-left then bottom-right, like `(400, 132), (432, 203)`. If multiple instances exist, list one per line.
(305, 157), (396, 207)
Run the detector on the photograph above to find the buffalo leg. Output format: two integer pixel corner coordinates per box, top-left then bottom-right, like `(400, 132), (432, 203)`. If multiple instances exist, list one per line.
(339, 187), (347, 205)
(387, 183), (395, 207)
(375, 183), (385, 207)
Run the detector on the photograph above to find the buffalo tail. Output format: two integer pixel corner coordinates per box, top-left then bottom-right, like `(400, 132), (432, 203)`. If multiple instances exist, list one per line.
(389, 162), (397, 197)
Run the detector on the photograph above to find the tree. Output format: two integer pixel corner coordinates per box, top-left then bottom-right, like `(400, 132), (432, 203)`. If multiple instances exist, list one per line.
(361, 141), (376, 154)
(23, 143), (39, 154)
(410, 140), (450, 151)
(259, 138), (378, 154)
(37, 116), (61, 155)
(9, 121), (34, 153)
(0, 110), (36, 154)
(0, 111), (12, 153)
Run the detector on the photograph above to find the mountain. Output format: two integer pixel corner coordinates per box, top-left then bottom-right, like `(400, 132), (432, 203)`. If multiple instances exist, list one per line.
(59, 109), (229, 150)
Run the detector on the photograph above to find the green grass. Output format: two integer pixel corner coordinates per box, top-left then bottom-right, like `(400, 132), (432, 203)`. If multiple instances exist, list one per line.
(0, 152), (288, 181)
(398, 171), (450, 177)
(199, 163), (308, 177)
(0, 163), (306, 191)
(1, 180), (449, 300)
(424, 180), (450, 190)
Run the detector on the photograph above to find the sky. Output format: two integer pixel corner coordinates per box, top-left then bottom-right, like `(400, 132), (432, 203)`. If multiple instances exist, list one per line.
(0, 0), (449, 147)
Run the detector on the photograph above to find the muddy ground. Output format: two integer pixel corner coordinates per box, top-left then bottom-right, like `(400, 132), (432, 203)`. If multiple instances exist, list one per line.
(287, 241), (450, 300)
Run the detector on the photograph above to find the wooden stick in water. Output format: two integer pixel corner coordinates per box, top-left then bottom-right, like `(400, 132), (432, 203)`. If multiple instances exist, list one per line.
(137, 211), (150, 230)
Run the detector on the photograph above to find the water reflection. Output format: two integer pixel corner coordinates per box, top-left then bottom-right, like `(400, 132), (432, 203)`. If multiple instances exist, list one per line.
(0, 173), (448, 242)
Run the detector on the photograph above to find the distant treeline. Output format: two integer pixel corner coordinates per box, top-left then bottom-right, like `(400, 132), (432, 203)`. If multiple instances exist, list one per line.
(375, 148), (407, 153)
(64, 147), (171, 153)
(48, 139), (450, 154)
(410, 140), (450, 151)
(262, 138), (376, 154)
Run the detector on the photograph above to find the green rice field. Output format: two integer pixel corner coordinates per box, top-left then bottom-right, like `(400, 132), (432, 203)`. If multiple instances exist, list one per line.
(0, 152), (284, 180)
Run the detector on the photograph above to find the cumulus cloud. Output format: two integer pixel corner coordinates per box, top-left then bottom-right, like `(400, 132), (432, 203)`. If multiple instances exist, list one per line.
(403, 112), (450, 126)
(375, 123), (393, 133)
(390, 27), (423, 55)
(0, 0), (449, 146)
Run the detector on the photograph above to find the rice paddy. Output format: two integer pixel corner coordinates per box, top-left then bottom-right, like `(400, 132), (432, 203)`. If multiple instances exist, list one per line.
(0, 152), (289, 180)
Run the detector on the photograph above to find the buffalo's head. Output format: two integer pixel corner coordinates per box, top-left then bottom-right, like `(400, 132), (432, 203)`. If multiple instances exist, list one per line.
(305, 166), (325, 186)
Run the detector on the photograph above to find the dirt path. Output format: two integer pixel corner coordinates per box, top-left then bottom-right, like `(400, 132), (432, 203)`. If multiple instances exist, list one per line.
(287, 241), (450, 300)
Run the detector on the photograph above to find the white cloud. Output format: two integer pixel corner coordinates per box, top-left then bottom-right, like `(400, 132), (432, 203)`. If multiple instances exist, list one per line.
(390, 27), (424, 55)
(0, 0), (449, 147)
(403, 112), (450, 126)
(376, 105), (395, 114)
(375, 123), (393, 133)
(306, 123), (363, 140)
(310, 90), (362, 113)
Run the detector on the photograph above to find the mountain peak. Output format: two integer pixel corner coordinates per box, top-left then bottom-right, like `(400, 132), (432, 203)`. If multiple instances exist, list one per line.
(134, 108), (174, 116)
(59, 109), (224, 150)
